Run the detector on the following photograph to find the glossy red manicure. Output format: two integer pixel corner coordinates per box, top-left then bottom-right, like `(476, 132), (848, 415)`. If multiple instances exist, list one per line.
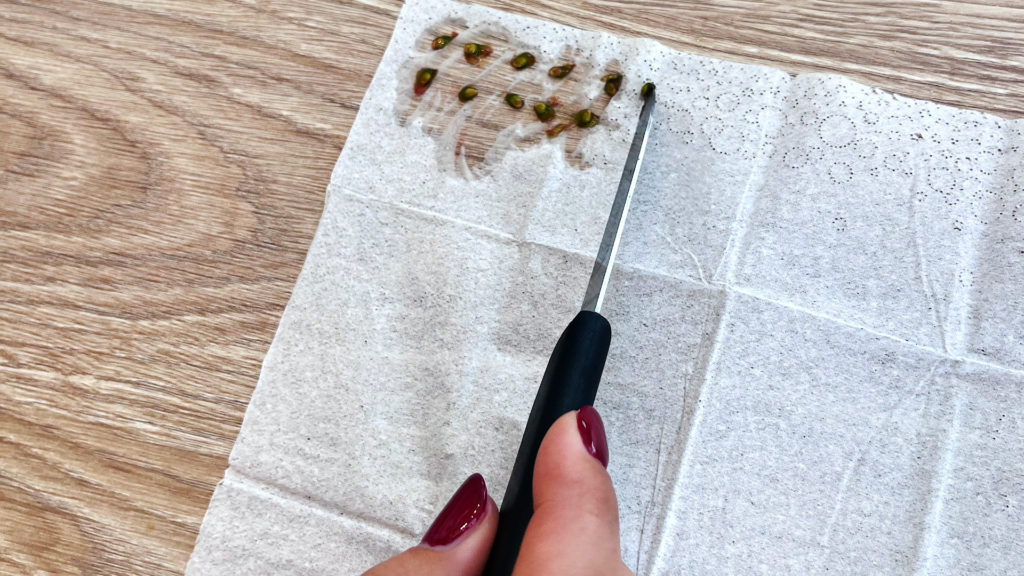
(421, 473), (488, 547)
(577, 405), (609, 468)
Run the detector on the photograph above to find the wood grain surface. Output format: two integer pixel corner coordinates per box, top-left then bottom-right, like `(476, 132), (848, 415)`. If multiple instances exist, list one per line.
(1, 1), (1021, 574)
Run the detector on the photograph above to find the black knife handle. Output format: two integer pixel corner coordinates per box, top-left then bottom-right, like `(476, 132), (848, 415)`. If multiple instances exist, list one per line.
(482, 310), (612, 576)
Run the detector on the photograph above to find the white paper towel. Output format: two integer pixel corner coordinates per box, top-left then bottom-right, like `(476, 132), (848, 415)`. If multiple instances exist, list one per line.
(187, 0), (1024, 573)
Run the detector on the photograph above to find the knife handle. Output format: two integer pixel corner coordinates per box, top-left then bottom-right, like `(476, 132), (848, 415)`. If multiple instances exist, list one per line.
(482, 310), (612, 576)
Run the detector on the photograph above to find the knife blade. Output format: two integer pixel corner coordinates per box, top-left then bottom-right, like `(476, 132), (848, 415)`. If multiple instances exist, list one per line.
(482, 85), (656, 576)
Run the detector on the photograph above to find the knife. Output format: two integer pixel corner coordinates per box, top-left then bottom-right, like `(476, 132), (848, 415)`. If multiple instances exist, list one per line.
(482, 85), (656, 576)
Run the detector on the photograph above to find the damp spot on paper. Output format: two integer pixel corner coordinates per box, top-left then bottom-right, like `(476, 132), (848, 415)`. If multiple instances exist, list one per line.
(396, 20), (626, 178)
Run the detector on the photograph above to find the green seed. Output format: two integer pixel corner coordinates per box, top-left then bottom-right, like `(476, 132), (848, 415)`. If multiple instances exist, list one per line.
(641, 82), (656, 98)
(548, 64), (575, 78)
(546, 123), (569, 138)
(458, 85), (479, 102)
(432, 34), (455, 50)
(533, 101), (555, 122)
(504, 93), (524, 109)
(463, 42), (492, 64)
(414, 68), (437, 96)
(510, 52), (536, 69)
(602, 73), (622, 97)
(573, 109), (599, 128)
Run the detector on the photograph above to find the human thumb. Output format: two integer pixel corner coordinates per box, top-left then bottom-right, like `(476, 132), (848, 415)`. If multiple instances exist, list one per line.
(513, 406), (632, 575)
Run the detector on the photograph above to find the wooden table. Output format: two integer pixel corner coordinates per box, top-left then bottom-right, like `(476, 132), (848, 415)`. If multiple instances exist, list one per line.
(2, 1), (1021, 573)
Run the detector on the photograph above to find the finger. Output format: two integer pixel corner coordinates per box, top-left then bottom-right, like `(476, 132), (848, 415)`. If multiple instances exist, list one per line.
(364, 473), (498, 576)
(513, 406), (632, 576)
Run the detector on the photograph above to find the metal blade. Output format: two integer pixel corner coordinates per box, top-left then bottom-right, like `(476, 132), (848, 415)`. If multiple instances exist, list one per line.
(581, 86), (656, 313)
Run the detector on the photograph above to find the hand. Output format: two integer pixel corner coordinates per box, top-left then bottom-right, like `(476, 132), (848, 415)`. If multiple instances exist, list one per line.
(363, 406), (632, 576)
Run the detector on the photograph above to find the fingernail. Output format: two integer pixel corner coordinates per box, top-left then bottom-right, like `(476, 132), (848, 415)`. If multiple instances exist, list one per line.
(577, 405), (609, 468)
(421, 473), (488, 547)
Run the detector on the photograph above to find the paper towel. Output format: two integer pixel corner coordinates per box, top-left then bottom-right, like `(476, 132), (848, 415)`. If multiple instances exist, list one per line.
(187, 0), (1024, 573)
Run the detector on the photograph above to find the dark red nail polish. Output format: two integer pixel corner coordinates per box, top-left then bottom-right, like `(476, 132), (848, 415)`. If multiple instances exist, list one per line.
(577, 405), (609, 468)
(421, 473), (488, 547)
